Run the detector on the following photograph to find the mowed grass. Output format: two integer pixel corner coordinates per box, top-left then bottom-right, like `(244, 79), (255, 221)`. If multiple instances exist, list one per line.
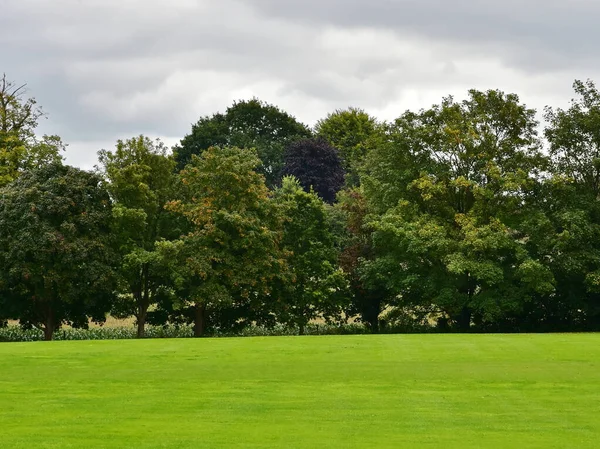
(1, 335), (599, 448)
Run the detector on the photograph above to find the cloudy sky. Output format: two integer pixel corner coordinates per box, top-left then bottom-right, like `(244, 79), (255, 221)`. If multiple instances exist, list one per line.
(2, 0), (598, 168)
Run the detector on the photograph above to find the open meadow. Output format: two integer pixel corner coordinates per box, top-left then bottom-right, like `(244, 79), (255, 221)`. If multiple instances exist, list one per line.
(1, 334), (599, 448)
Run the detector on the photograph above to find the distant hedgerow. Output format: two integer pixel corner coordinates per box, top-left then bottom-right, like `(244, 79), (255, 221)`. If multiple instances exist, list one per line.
(0, 323), (384, 342)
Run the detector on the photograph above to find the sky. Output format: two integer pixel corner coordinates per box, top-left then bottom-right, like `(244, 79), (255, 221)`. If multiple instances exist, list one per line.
(2, 0), (599, 169)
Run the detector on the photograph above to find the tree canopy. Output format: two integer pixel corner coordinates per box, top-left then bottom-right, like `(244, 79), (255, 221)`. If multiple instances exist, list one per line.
(98, 135), (179, 337)
(0, 74), (64, 187)
(0, 163), (117, 340)
(363, 89), (553, 330)
(174, 98), (312, 187)
(272, 176), (348, 334)
(316, 107), (384, 186)
(4, 74), (600, 336)
(167, 146), (287, 336)
(281, 137), (345, 204)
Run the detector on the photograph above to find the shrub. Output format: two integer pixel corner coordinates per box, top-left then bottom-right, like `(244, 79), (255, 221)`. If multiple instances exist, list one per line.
(0, 321), (430, 342)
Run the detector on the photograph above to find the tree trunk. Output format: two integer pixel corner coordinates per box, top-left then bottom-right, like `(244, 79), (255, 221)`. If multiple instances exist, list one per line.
(194, 303), (207, 337)
(136, 309), (147, 338)
(361, 295), (382, 334)
(136, 265), (151, 339)
(456, 307), (472, 332)
(43, 325), (54, 341)
(299, 323), (305, 335)
(43, 305), (55, 341)
(368, 316), (380, 334)
(455, 273), (473, 332)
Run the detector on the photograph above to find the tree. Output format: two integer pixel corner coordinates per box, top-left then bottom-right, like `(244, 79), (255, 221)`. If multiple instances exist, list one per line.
(272, 176), (348, 334)
(0, 74), (64, 186)
(281, 137), (345, 204)
(98, 136), (179, 338)
(333, 188), (392, 332)
(363, 89), (553, 330)
(174, 98), (312, 187)
(545, 80), (600, 198)
(504, 179), (600, 331)
(168, 146), (287, 337)
(316, 107), (384, 186)
(0, 163), (117, 340)
(536, 79), (600, 330)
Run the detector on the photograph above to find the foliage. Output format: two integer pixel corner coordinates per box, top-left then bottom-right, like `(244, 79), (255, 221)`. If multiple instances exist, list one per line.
(98, 135), (179, 337)
(316, 107), (384, 186)
(272, 176), (349, 333)
(0, 324), (195, 342)
(335, 187), (392, 332)
(534, 79), (600, 330)
(174, 98), (311, 187)
(545, 79), (600, 196)
(363, 89), (553, 330)
(0, 163), (117, 340)
(167, 146), (287, 336)
(0, 74), (64, 187)
(0, 322), (380, 342)
(5, 78), (600, 334)
(281, 137), (345, 203)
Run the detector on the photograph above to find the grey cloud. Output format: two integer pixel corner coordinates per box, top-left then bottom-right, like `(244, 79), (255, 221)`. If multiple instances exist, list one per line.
(249, 0), (600, 71)
(1, 0), (598, 168)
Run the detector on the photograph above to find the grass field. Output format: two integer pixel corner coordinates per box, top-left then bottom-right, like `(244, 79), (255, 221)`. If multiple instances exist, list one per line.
(1, 334), (599, 448)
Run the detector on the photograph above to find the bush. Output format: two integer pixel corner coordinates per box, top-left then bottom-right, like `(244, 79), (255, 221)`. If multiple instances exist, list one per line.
(0, 325), (195, 342)
(0, 321), (431, 342)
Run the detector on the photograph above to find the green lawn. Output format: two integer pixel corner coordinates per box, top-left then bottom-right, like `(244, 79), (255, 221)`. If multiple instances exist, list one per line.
(1, 334), (599, 448)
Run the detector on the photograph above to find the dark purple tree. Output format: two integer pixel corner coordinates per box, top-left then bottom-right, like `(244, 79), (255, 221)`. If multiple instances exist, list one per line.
(281, 138), (345, 203)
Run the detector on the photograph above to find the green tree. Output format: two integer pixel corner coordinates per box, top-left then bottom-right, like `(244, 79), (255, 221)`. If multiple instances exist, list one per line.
(0, 163), (117, 340)
(168, 146), (287, 336)
(273, 176), (348, 334)
(537, 79), (600, 330)
(510, 179), (600, 331)
(98, 136), (179, 338)
(174, 98), (312, 187)
(335, 187), (391, 332)
(316, 107), (384, 186)
(363, 89), (553, 330)
(545, 80), (600, 197)
(0, 74), (64, 186)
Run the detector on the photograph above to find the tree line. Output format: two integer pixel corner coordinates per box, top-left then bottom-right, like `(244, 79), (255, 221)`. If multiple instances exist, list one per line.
(1, 73), (600, 340)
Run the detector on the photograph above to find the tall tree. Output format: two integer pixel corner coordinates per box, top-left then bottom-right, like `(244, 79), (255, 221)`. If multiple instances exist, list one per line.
(272, 176), (348, 334)
(174, 98), (312, 187)
(316, 107), (384, 186)
(281, 137), (345, 204)
(168, 146), (287, 336)
(538, 79), (600, 330)
(98, 136), (178, 338)
(363, 89), (553, 330)
(335, 187), (391, 332)
(0, 163), (116, 340)
(507, 179), (600, 331)
(0, 74), (64, 186)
